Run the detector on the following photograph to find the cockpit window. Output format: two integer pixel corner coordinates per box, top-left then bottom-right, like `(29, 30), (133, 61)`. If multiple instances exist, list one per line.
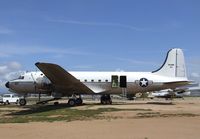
(18, 76), (24, 79)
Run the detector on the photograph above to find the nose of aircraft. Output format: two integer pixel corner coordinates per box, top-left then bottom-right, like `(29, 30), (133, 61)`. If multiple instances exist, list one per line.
(5, 81), (9, 88)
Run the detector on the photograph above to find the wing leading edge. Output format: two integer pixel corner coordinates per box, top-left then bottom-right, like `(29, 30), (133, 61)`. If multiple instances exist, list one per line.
(35, 62), (94, 95)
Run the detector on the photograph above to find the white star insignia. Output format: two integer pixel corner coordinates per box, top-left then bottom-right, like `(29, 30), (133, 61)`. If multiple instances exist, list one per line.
(139, 78), (148, 87)
(141, 79), (148, 86)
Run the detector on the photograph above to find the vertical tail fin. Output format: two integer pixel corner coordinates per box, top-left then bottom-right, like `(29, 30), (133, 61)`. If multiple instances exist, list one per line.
(152, 48), (187, 78)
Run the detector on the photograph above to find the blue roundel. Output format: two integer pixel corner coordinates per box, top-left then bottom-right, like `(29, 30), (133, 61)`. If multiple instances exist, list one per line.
(139, 78), (148, 87)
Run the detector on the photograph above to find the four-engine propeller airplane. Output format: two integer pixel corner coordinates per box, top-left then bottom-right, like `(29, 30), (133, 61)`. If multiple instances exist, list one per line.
(5, 48), (189, 106)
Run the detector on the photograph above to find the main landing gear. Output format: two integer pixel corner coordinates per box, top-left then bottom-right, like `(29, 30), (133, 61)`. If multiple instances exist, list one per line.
(100, 94), (112, 105)
(18, 95), (27, 106)
(68, 96), (83, 107)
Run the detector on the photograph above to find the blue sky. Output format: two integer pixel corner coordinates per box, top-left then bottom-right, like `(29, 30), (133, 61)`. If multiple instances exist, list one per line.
(0, 0), (200, 91)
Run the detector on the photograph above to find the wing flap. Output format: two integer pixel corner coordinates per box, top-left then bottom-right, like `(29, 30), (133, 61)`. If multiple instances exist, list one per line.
(35, 62), (94, 94)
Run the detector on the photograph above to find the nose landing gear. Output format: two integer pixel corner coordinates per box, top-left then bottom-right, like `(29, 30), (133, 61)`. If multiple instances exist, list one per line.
(19, 99), (27, 106)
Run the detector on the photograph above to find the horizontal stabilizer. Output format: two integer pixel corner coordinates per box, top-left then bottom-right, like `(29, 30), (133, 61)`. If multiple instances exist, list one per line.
(164, 81), (190, 86)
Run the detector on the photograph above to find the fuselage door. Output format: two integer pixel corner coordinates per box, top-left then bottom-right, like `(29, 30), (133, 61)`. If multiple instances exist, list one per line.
(111, 75), (119, 88)
(120, 76), (127, 88)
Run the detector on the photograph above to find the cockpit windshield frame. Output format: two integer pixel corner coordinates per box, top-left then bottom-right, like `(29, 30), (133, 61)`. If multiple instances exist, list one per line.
(18, 75), (24, 79)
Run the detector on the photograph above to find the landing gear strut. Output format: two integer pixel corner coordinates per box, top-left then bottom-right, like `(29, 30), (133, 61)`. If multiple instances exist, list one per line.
(100, 94), (112, 105)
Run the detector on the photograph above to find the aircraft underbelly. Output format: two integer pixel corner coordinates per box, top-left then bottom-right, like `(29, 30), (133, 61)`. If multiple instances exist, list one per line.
(84, 82), (172, 94)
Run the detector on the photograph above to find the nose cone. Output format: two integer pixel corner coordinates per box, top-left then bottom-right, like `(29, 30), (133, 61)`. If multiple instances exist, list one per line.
(5, 82), (9, 88)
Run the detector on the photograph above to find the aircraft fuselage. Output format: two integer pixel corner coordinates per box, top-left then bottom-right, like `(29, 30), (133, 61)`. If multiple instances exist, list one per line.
(7, 71), (188, 96)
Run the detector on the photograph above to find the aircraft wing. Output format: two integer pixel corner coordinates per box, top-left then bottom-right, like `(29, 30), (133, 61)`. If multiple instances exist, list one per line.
(35, 62), (94, 95)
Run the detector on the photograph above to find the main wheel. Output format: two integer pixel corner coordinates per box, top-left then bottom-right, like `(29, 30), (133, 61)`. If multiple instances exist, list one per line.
(101, 100), (107, 105)
(100, 95), (112, 105)
(100, 95), (106, 104)
(19, 99), (26, 106)
(107, 99), (112, 104)
(54, 102), (59, 105)
(68, 99), (76, 107)
(75, 98), (83, 105)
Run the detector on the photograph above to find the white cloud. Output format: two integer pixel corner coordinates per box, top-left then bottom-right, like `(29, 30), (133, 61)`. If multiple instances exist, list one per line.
(115, 68), (125, 72)
(0, 26), (13, 34)
(73, 65), (95, 70)
(191, 73), (200, 78)
(48, 19), (148, 31)
(4, 71), (24, 81)
(0, 61), (22, 80)
(191, 72), (200, 78)
(163, 20), (182, 29)
(115, 57), (157, 65)
(0, 61), (23, 92)
(0, 71), (24, 93)
(0, 44), (92, 57)
(8, 61), (22, 70)
(0, 66), (7, 75)
(186, 57), (200, 83)
(189, 72), (200, 84)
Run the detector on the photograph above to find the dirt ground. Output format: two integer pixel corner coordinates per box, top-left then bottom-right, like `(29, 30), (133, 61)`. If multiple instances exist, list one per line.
(0, 98), (200, 139)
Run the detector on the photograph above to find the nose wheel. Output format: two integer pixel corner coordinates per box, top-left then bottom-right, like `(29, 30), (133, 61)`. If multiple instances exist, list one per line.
(19, 99), (27, 106)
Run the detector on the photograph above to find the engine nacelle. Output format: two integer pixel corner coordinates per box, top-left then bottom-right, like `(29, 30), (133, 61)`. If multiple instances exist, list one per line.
(35, 76), (53, 93)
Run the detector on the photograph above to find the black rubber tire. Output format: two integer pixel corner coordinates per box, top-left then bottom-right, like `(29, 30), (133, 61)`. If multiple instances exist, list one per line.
(19, 99), (26, 106)
(101, 95), (112, 105)
(75, 98), (83, 105)
(68, 99), (76, 107)
(54, 102), (59, 105)
(101, 100), (106, 105)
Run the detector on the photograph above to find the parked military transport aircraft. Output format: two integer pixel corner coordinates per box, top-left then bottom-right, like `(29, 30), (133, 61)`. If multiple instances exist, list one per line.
(151, 83), (200, 99)
(5, 48), (189, 106)
(151, 89), (191, 99)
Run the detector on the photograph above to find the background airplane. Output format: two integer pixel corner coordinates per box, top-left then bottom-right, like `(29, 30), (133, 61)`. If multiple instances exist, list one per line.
(5, 48), (189, 106)
(150, 89), (190, 99)
(150, 83), (200, 99)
